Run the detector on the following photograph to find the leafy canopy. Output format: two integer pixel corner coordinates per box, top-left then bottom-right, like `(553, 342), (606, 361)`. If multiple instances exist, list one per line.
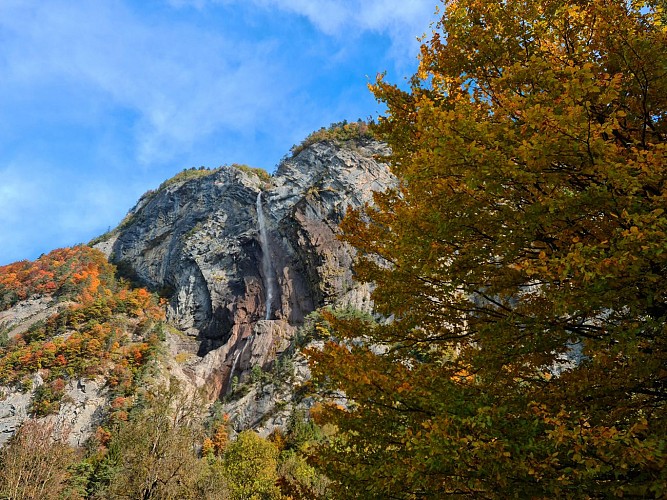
(308, 0), (667, 498)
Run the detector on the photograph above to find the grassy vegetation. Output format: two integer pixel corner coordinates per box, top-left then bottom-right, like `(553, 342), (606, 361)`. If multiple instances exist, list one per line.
(290, 120), (374, 157)
(157, 166), (222, 192)
(231, 163), (271, 182)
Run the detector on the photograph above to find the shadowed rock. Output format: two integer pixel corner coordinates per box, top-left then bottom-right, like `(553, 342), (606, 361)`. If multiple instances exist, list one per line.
(103, 138), (395, 396)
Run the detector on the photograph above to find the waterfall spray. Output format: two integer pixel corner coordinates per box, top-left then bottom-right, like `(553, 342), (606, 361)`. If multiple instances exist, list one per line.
(256, 191), (277, 320)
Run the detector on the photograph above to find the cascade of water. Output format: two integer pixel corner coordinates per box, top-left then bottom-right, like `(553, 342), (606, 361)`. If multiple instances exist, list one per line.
(256, 191), (278, 320)
(229, 350), (241, 378)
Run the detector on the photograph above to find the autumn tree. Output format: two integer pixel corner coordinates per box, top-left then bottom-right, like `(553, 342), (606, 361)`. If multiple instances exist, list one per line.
(222, 430), (282, 500)
(103, 380), (206, 499)
(0, 420), (77, 500)
(308, 0), (667, 498)
(202, 413), (231, 458)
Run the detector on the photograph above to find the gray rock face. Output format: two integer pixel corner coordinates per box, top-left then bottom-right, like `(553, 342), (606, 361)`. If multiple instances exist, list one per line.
(0, 296), (67, 340)
(57, 379), (109, 447)
(106, 139), (394, 397)
(0, 138), (394, 446)
(0, 376), (108, 447)
(0, 387), (32, 446)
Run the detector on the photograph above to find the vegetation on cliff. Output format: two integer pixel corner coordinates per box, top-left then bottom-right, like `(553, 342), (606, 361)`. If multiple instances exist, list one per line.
(290, 120), (373, 157)
(0, 246), (113, 310)
(0, 246), (165, 416)
(0, 380), (331, 499)
(0, 247), (330, 499)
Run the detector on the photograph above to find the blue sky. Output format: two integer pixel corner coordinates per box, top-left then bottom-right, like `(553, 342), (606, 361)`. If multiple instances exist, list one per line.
(0, 0), (438, 265)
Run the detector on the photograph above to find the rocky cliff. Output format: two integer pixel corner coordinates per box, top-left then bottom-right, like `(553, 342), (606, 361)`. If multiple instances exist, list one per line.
(0, 136), (394, 444)
(98, 138), (393, 399)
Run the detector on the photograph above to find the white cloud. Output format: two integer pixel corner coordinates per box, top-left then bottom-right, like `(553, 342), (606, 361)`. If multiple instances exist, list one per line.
(0, 0), (438, 263)
(0, 0), (435, 168)
(0, 170), (40, 226)
(170, 0), (438, 60)
(0, 1), (291, 165)
(269, 0), (437, 37)
(0, 161), (135, 264)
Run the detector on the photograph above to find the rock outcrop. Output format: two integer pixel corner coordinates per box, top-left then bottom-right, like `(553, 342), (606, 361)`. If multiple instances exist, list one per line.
(0, 137), (393, 444)
(102, 138), (394, 398)
(0, 375), (108, 447)
(0, 296), (66, 341)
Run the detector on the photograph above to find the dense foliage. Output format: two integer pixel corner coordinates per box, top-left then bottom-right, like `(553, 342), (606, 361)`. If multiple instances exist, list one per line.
(0, 383), (331, 499)
(0, 246), (110, 310)
(0, 246), (330, 498)
(0, 246), (165, 415)
(5, 1), (667, 497)
(308, 0), (667, 498)
(0, 420), (77, 500)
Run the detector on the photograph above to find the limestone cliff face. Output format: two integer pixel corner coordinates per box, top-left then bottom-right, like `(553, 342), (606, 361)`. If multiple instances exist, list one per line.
(0, 137), (393, 446)
(102, 138), (394, 398)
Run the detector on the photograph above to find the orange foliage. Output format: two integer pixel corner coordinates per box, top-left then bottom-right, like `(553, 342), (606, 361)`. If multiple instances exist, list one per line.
(211, 420), (229, 455)
(0, 246), (113, 310)
(96, 426), (112, 447)
(203, 415), (230, 457)
(0, 245), (166, 405)
(201, 438), (215, 457)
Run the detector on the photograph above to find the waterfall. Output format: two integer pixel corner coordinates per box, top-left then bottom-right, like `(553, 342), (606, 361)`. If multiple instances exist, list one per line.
(229, 350), (241, 377)
(256, 191), (277, 320)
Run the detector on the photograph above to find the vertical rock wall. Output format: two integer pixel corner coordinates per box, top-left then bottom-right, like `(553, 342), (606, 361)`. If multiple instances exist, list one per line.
(105, 139), (395, 397)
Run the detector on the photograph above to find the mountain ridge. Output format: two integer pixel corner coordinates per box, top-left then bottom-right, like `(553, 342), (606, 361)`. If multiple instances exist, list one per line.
(0, 133), (395, 445)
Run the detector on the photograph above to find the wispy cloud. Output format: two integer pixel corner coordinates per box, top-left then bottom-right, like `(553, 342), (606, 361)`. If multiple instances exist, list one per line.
(261, 0), (437, 38)
(0, 1), (290, 165)
(171, 0), (438, 59)
(0, 161), (126, 263)
(0, 0), (433, 168)
(0, 168), (40, 227)
(0, 0), (436, 264)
